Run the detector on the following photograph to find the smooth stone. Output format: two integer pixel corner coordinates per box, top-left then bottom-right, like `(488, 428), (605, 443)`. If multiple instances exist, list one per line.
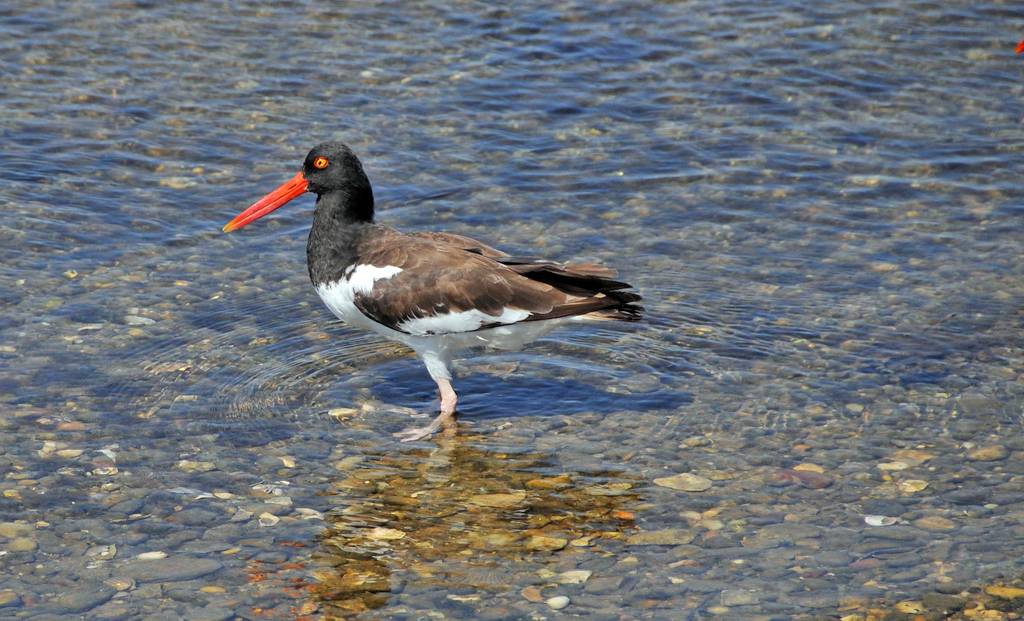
(254, 551), (289, 563)
(861, 525), (919, 541)
(742, 523), (823, 548)
(914, 516), (956, 531)
(793, 463), (825, 473)
(0, 591), (21, 608)
(890, 449), (935, 466)
(177, 460), (216, 473)
(626, 529), (695, 545)
(526, 474), (572, 490)
(654, 473), (713, 492)
(109, 499), (145, 515)
(890, 567), (928, 582)
(92, 603), (132, 621)
(947, 489), (989, 505)
(721, 589), (761, 606)
(479, 607), (516, 621)
(863, 500), (906, 516)
(968, 445), (1008, 461)
(957, 393), (1002, 416)
(921, 593), (965, 612)
(678, 578), (725, 593)
(526, 535), (568, 551)
(165, 587), (210, 606)
(468, 491), (527, 508)
(51, 586), (115, 614)
(813, 551), (853, 567)
(367, 527), (405, 540)
(582, 483), (633, 496)
(986, 586), (1024, 600)
(557, 570), (592, 585)
(546, 595), (570, 610)
(245, 503), (290, 516)
(124, 557), (223, 583)
(173, 509), (219, 527)
(192, 608), (236, 621)
(897, 479), (929, 494)
(585, 576), (624, 594)
(788, 469), (834, 489)
(295, 508), (324, 520)
(8, 537), (37, 552)
(895, 600), (924, 614)
(864, 515), (899, 527)
(0, 522), (33, 538)
(935, 583), (969, 595)
(124, 315), (156, 326)
(86, 544), (117, 560)
(105, 578), (135, 591)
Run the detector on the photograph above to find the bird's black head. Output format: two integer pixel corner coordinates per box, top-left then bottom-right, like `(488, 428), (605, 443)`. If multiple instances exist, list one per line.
(222, 141), (374, 233)
(302, 143), (370, 196)
(303, 142), (375, 223)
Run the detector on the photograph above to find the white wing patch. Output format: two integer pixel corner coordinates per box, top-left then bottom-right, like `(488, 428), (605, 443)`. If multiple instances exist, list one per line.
(348, 264), (403, 293)
(315, 264), (403, 329)
(399, 307), (531, 336)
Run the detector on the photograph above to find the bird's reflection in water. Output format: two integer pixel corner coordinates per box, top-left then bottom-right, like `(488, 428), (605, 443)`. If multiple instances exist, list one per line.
(310, 433), (642, 617)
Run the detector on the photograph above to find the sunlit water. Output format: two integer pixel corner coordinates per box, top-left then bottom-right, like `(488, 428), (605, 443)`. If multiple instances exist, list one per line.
(1, 1), (1023, 619)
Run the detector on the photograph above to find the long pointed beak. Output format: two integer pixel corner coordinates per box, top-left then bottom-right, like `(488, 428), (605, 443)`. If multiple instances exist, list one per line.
(223, 171), (309, 233)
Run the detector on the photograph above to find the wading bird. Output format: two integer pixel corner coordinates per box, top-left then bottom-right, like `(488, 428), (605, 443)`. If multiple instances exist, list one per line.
(223, 143), (642, 441)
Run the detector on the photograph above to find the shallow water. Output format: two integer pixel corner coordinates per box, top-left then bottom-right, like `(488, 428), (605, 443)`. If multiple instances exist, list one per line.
(2, 1), (1024, 619)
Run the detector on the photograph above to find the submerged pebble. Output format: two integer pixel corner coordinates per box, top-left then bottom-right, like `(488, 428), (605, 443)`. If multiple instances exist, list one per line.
(968, 445), (1008, 461)
(125, 558), (222, 583)
(546, 595), (570, 610)
(653, 473), (712, 492)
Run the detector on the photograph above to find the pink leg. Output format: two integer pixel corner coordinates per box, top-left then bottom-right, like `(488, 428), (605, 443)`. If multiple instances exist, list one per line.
(438, 379), (457, 416)
(394, 378), (458, 442)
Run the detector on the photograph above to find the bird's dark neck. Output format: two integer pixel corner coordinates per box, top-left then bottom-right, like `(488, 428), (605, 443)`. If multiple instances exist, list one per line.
(306, 189), (375, 287)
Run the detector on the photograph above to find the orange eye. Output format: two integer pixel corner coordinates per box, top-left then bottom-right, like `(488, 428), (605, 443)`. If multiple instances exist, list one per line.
(313, 156), (329, 169)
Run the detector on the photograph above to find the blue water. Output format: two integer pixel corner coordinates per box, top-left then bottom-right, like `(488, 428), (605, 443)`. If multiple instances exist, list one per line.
(1, 1), (1023, 619)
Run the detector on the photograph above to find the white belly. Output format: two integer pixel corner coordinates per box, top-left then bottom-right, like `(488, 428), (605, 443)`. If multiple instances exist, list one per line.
(314, 268), (409, 341)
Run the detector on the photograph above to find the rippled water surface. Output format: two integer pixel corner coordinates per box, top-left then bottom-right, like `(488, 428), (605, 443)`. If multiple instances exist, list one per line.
(2, 1), (1024, 619)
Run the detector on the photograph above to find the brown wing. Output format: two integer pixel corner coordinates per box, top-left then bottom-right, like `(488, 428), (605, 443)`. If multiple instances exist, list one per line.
(408, 230), (619, 278)
(353, 232), (643, 335)
(406, 231), (508, 259)
(351, 236), (566, 335)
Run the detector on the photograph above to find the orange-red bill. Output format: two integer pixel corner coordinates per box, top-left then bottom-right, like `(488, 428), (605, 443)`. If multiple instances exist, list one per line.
(223, 171), (309, 232)
(1017, 39), (1024, 54)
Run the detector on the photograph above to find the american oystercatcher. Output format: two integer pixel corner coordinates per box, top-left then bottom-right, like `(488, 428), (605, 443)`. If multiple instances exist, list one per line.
(223, 142), (642, 441)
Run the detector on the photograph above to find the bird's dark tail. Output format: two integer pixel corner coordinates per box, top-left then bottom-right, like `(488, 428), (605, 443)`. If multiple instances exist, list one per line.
(502, 258), (644, 322)
(586, 290), (644, 322)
